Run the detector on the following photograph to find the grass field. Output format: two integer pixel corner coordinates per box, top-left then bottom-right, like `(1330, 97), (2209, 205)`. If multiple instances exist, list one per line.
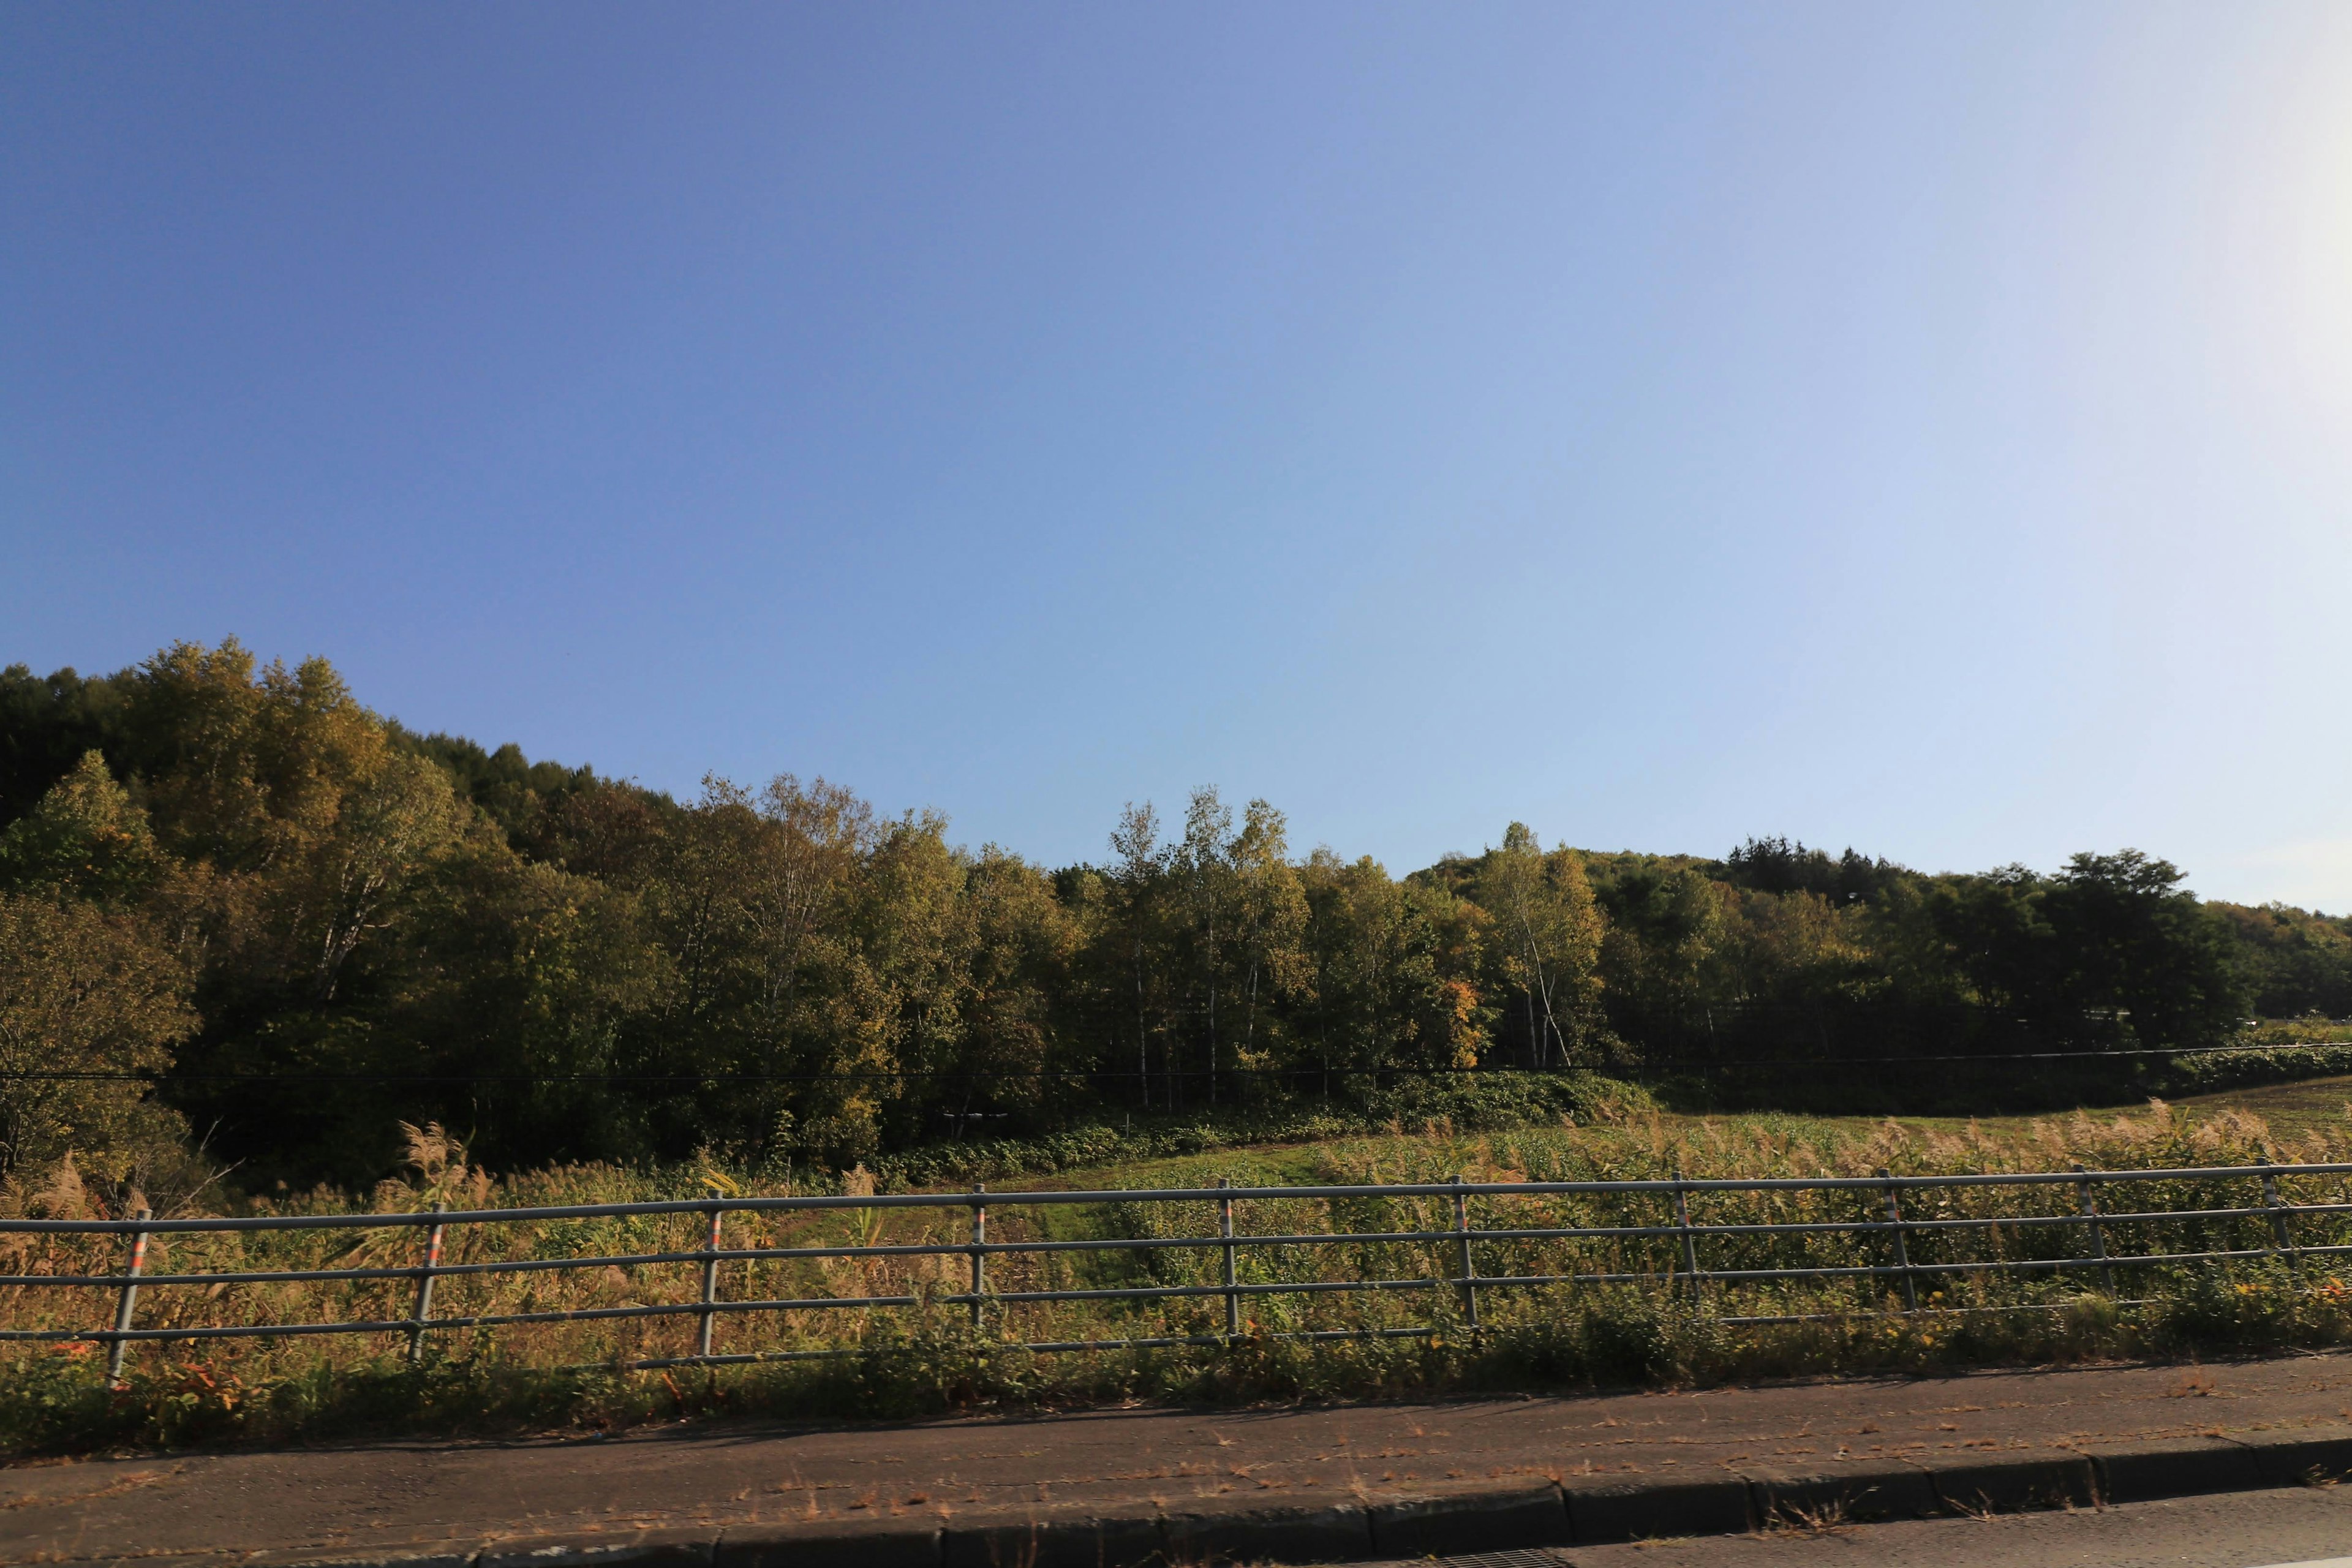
(9, 1072), (2352, 1457)
(1007, 1072), (2352, 1191)
(2135, 1072), (2352, 1142)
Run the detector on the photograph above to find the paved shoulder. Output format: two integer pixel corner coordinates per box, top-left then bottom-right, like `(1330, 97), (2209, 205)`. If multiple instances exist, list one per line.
(9, 1355), (2352, 1566)
(1558, 1487), (2352, 1568)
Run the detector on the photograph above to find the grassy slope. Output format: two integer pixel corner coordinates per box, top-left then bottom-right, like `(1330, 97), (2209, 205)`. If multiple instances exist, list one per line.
(998, 1074), (2352, 1196)
(10, 1075), (2352, 1458)
(2144, 1074), (2352, 1142)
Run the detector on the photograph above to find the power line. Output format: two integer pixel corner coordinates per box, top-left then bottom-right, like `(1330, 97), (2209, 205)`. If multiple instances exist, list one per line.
(3, 1041), (2346, 1084)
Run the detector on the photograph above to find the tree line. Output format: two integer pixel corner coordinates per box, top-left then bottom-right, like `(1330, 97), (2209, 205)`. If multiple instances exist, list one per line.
(2, 642), (2346, 1191)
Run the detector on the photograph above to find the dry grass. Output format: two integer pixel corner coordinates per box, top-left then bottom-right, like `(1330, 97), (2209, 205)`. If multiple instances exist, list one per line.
(11, 1093), (2352, 1367)
(9, 1088), (2352, 1454)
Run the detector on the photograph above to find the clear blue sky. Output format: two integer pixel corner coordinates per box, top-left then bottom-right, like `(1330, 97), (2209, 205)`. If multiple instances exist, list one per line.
(7, 4), (2350, 905)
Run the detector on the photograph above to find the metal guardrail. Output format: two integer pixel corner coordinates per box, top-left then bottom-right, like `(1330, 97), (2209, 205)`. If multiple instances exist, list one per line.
(4, 1161), (2348, 1385)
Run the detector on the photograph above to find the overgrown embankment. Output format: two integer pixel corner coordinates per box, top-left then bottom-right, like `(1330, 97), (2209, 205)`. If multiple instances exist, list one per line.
(12, 1091), (2352, 1458)
(865, 1071), (1631, 1186)
(1644, 1035), (2352, 1120)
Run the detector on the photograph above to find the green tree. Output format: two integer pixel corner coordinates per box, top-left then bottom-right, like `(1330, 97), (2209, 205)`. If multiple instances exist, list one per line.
(1587, 855), (1725, 1055)
(307, 750), (467, 1001)
(0, 662), (135, 822)
(1170, 786), (1238, 1107)
(1106, 801), (1167, 1107)
(953, 845), (1080, 1126)
(2040, 851), (2248, 1049)
(847, 808), (978, 1153)
(0, 751), (164, 900)
(1471, 824), (1606, 1068)
(1227, 799), (1310, 1080)
(1300, 852), (1489, 1076)
(0, 894), (195, 1179)
(2207, 902), (2352, 1017)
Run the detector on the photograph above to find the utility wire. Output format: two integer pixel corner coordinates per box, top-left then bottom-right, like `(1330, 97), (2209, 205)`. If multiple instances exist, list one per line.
(3, 1040), (2345, 1084)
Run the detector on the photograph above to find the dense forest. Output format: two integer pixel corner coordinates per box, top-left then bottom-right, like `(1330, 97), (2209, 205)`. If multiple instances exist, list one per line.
(4, 641), (2348, 1194)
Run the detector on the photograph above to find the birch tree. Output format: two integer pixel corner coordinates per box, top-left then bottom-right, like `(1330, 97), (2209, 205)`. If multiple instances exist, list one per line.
(1479, 823), (1604, 1068)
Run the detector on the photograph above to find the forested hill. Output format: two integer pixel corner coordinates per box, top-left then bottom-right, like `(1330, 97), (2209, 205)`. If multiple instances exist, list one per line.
(4, 642), (2350, 1193)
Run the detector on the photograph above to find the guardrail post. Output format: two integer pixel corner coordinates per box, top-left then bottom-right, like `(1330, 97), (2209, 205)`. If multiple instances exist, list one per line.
(1452, 1173), (1480, 1336)
(1671, 1170), (1700, 1304)
(61, 1161), (2346, 1374)
(408, 1202), (447, 1365)
(2260, 1152), (2302, 1283)
(1879, 1169), (1918, 1312)
(105, 1208), (151, 1387)
(1218, 1178), (1240, 1338)
(698, 1206), (725, 1359)
(969, 1183), (987, 1332)
(2073, 1165), (2113, 1295)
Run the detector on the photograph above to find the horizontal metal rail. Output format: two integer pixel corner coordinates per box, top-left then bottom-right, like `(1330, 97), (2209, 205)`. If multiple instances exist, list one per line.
(7, 1159), (2348, 1379)
(3, 1208), (2329, 1292)
(13, 1162), (2352, 1236)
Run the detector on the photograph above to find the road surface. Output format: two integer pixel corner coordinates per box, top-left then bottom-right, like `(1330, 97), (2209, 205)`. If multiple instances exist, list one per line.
(1547, 1485), (2352, 1568)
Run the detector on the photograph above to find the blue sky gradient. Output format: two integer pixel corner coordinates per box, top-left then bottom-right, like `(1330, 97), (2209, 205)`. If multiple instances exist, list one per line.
(6, 4), (2351, 903)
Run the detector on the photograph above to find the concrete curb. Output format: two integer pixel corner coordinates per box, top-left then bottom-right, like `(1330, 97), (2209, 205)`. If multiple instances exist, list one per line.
(246, 1431), (2352, 1568)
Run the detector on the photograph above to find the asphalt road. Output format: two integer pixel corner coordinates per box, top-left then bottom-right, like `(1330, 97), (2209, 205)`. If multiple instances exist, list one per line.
(1536, 1484), (2352, 1568)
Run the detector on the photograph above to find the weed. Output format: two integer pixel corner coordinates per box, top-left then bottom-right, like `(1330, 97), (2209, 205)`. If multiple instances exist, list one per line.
(1763, 1497), (1853, 1537)
(12, 1093), (2352, 1456)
